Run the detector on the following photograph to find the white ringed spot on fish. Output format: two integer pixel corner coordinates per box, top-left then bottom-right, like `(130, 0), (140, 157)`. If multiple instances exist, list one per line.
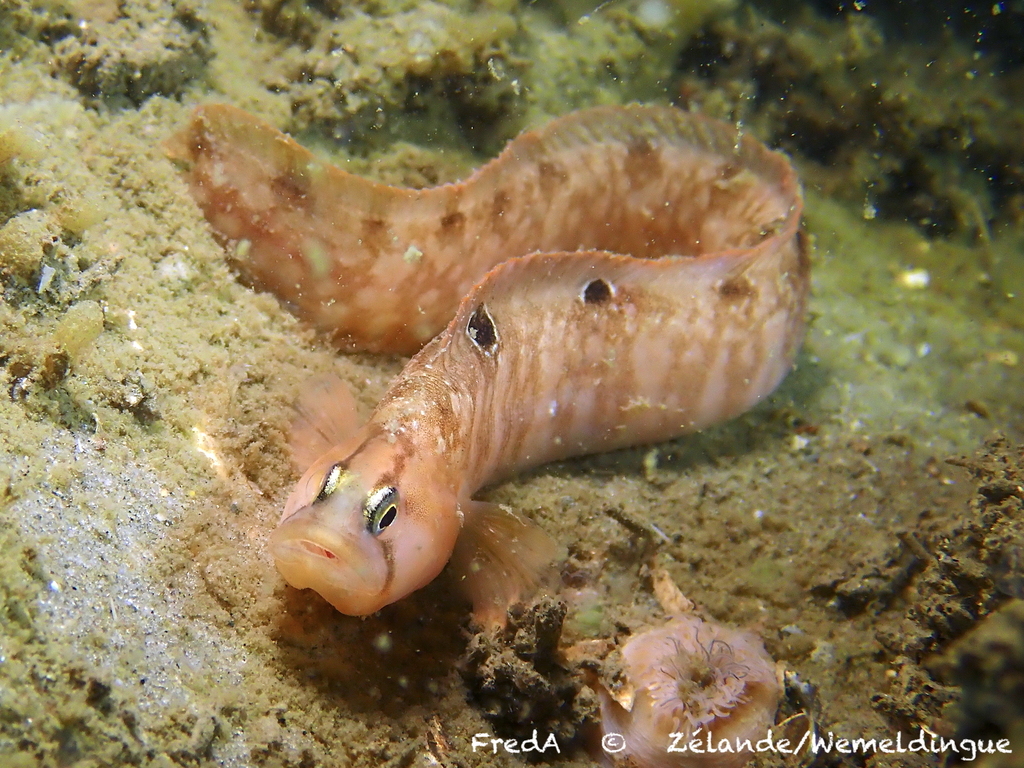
(582, 278), (613, 305)
(467, 304), (498, 352)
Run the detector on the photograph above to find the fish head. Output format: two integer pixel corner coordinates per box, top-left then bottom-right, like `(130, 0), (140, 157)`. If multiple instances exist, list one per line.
(269, 436), (460, 615)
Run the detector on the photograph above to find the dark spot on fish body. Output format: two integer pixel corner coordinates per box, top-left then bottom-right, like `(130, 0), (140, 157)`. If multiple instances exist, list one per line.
(489, 189), (514, 237)
(536, 160), (565, 196)
(718, 276), (756, 301)
(191, 117), (221, 159)
(270, 172), (311, 210)
(439, 211), (466, 236)
(582, 278), (613, 305)
(467, 304), (497, 352)
(361, 217), (388, 256)
(492, 189), (509, 218)
(623, 138), (663, 187)
(717, 162), (743, 184)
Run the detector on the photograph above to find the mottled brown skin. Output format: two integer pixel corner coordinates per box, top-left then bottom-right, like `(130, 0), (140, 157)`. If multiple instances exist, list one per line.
(168, 104), (805, 354)
(168, 104), (808, 618)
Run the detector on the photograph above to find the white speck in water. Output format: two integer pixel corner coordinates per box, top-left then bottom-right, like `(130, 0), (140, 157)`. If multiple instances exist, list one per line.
(157, 254), (193, 284)
(548, 400), (558, 417)
(897, 268), (930, 289)
(648, 523), (671, 543)
(37, 264), (56, 292)
(635, 0), (672, 27)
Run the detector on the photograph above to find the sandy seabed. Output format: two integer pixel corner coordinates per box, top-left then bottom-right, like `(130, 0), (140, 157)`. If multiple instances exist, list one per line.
(1, 0), (1023, 766)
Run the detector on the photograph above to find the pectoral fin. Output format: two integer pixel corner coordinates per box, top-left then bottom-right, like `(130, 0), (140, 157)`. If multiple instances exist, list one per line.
(450, 500), (560, 626)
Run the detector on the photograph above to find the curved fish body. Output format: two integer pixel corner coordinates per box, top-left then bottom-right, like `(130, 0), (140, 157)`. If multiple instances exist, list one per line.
(168, 104), (809, 620)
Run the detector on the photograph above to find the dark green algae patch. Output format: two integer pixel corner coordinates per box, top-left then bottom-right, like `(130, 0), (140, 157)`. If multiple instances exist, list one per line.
(1, 0), (1024, 766)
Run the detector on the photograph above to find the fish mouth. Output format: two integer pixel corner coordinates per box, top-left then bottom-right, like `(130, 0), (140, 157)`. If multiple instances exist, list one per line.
(269, 513), (389, 616)
(294, 539), (338, 560)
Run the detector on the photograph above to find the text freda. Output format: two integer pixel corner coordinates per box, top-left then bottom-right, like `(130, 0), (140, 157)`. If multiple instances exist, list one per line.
(471, 730), (561, 754)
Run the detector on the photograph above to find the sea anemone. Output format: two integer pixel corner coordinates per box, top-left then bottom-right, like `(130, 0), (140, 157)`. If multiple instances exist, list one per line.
(597, 615), (780, 768)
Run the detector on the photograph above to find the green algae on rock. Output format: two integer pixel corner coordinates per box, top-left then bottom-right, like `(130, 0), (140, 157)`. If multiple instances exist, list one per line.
(53, 0), (212, 106)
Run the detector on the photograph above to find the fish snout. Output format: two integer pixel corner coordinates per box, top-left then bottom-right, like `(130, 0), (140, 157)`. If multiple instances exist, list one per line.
(269, 511), (389, 615)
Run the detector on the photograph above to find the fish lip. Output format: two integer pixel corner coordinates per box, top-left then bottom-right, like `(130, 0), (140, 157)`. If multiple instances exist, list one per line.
(269, 513), (388, 615)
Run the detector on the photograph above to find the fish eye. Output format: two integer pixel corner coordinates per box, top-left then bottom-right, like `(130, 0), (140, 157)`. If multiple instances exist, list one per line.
(365, 486), (398, 536)
(316, 464), (344, 502)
